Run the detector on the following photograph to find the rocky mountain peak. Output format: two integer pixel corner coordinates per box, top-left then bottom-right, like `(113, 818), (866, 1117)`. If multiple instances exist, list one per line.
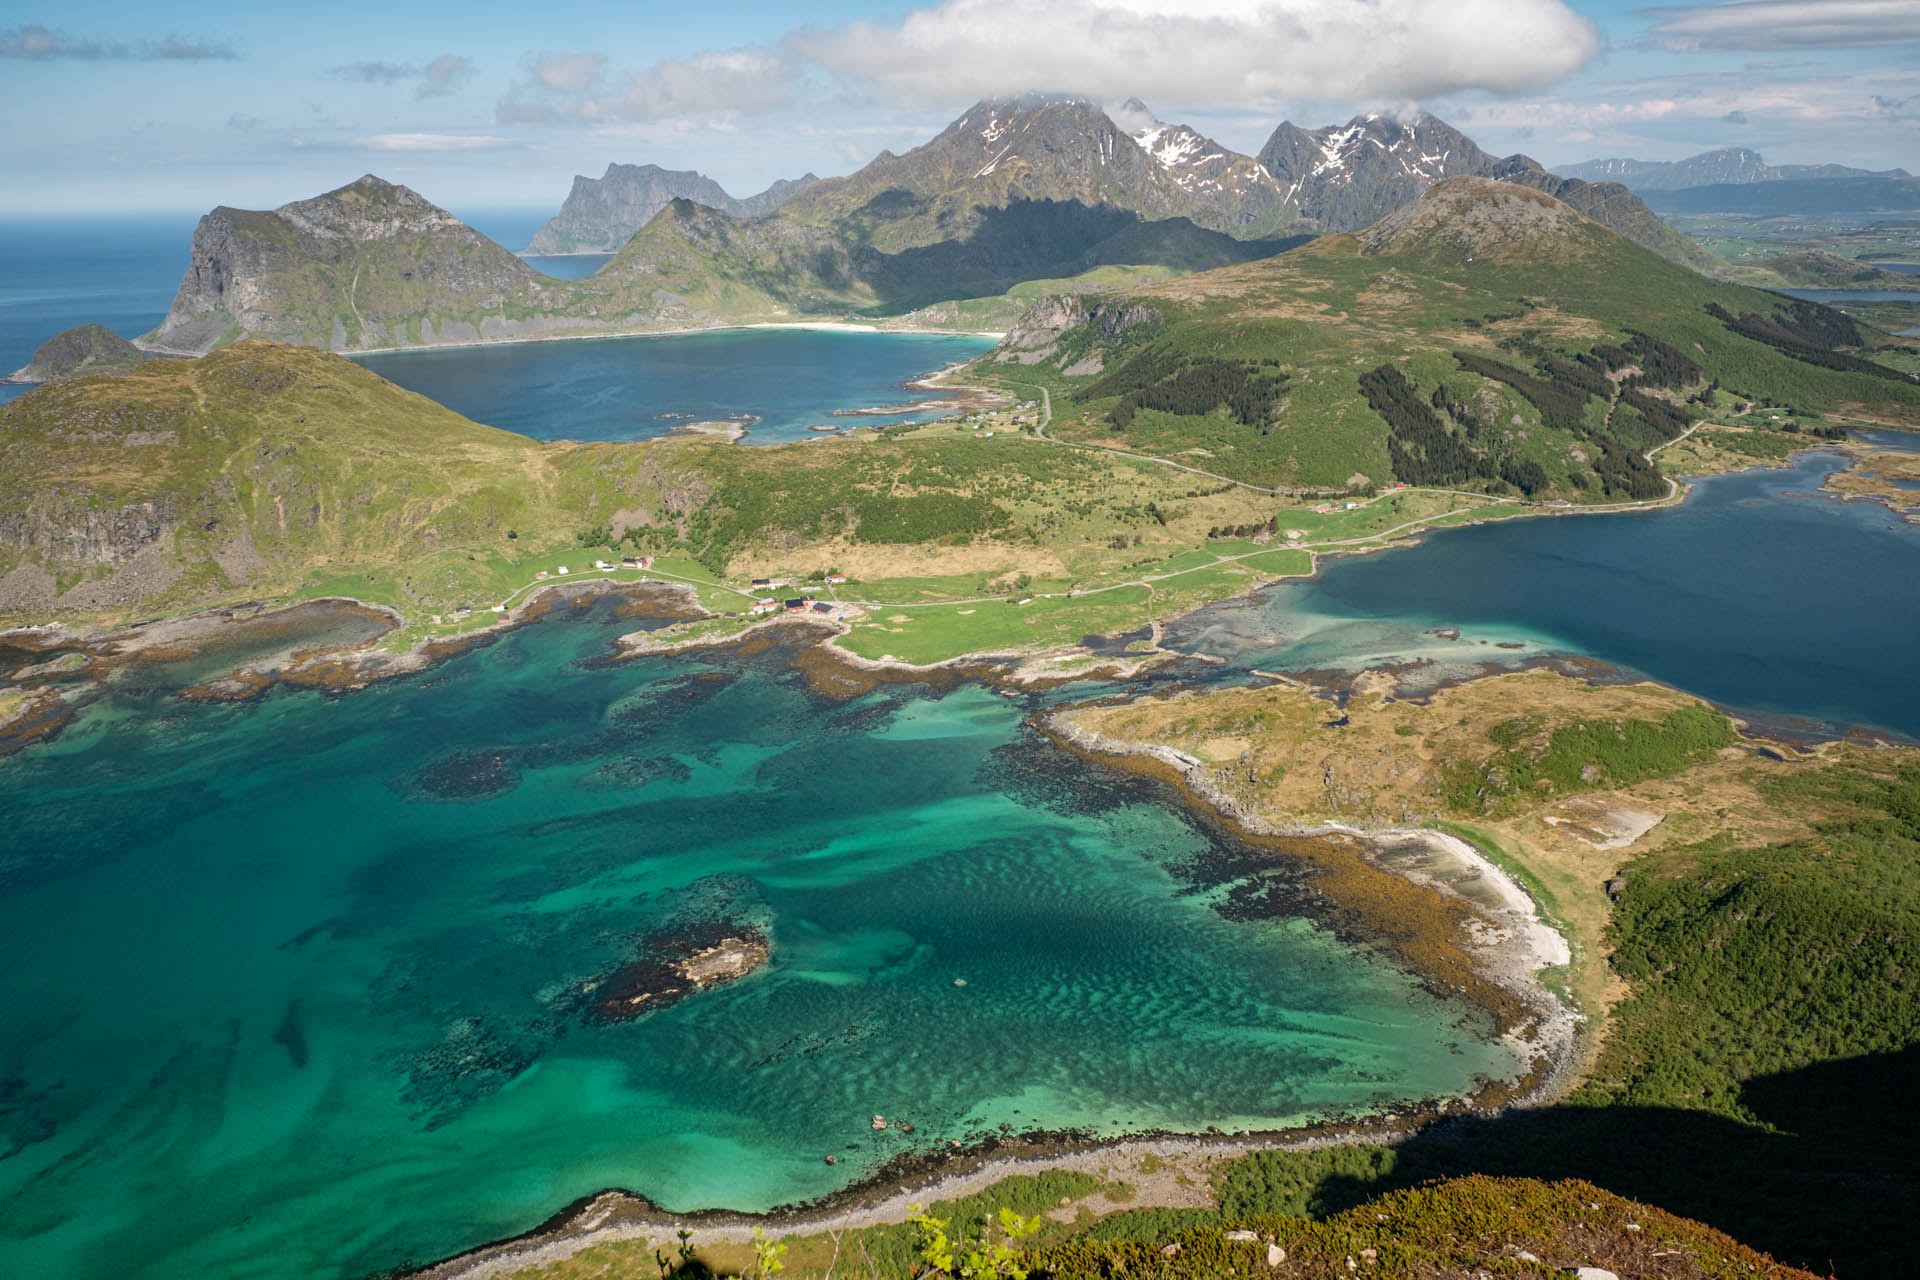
(278, 174), (465, 241)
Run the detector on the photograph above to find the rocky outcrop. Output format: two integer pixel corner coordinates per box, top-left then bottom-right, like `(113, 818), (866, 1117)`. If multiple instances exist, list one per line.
(4, 324), (145, 385)
(995, 294), (1160, 365)
(0, 495), (177, 567)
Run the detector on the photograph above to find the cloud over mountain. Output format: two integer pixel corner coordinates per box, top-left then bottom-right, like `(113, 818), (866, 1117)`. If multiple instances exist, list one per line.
(791, 0), (1603, 106)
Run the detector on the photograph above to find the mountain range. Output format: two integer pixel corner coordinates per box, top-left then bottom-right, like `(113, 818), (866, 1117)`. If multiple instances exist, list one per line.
(142, 96), (1724, 356)
(1555, 147), (1911, 191)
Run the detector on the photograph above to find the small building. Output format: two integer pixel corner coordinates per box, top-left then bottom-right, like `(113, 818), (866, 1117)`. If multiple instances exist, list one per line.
(535, 571), (550, 580)
(594, 560), (613, 571)
(784, 598), (807, 612)
(751, 578), (773, 588)
(812, 601), (834, 614)
(556, 565), (570, 575)
(1344, 501), (1361, 510)
(750, 598), (777, 615)
(621, 557), (643, 568)
(826, 573), (847, 584)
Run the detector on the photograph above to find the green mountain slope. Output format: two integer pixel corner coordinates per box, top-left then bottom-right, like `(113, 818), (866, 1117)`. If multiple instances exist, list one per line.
(981, 178), (1920, 492)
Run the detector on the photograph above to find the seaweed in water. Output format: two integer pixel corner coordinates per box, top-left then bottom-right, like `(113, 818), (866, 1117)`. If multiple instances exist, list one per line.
(393, 749), (521, 802)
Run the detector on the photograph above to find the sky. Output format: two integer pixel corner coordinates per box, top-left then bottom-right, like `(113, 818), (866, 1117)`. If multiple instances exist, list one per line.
(1, 0), (1915, 214)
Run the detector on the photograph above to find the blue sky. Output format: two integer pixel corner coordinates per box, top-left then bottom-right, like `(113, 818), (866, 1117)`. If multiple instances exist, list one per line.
(2, 0), (1915, 213)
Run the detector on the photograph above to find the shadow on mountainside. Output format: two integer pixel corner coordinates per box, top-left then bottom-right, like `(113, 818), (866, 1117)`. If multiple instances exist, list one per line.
(847, 195), (1311, 311)
(1228, 1047), (1920, 1278)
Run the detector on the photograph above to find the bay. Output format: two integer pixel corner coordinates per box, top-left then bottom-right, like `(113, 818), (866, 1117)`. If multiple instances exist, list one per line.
(356, 328), (999, 445)
(1172, 452), (1920, 739)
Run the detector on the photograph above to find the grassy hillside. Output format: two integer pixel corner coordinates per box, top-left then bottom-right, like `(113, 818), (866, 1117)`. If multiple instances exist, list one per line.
(971, 179), (1920, 492)
(0, 342), (1335, 637)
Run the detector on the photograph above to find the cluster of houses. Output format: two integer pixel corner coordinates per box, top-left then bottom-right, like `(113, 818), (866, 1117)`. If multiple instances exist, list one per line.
(747, 571), (850, 620)
(749, 597), (839, 617)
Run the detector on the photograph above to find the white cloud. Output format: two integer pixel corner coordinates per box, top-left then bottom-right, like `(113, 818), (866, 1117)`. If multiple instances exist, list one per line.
(1441, 62), (1920, 166)
(789, 0), (1603, 107)
(530, 51), (606, 92)
(360, 132), (513, 152)
(332, 60), (412, 84)
(502, 47), (797, 123)
(332, 54), (473, 97)
(0, 23), (235, 60)
(418, 54), (472, 99)
(1643, 1), (1920, 52)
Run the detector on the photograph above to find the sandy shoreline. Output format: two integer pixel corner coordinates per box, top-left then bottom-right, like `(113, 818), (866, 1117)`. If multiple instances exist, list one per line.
(140, 319), (1005, 363)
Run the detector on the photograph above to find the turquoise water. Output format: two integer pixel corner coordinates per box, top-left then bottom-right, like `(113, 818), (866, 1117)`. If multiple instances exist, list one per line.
(356, 329), (998, 445)
(0, 602), (1513, 1280)
(1171, 453), (1920, 738)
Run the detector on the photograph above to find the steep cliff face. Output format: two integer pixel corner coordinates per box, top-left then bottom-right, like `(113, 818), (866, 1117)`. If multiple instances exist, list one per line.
(1258, 112), (1496, 233)
(525, 164), (818, 254)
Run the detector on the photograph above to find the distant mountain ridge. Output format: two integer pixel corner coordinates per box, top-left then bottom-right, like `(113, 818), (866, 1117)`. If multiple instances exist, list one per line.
(1555, 147), (1910, 191)
(525, 164), (819, 255)
(1641, 175), (1920, 216)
